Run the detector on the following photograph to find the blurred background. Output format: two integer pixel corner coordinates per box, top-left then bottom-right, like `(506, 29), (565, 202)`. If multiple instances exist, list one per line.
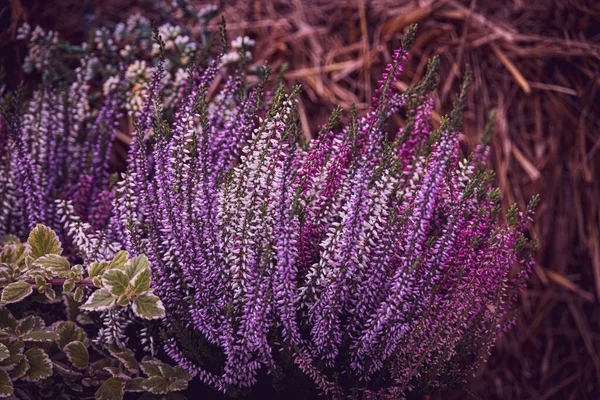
(2, 0), (599, 398)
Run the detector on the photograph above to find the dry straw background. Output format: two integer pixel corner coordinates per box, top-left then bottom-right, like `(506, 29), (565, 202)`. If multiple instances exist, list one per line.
(2, 0), (600, 398)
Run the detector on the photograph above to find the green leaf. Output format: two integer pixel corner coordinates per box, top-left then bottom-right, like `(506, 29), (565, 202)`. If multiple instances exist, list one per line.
(95, 377), (125, 400)
(0, 235), (19, 246)
(110, 251), (128, 270)
(63, 280), (75, 293)
(132, 294), (165, 320)
(66, 380), (84, 392)
(158, 364), (175, 379)
(73, 287), (84, 302)
(129, 268), (151, 295)
(173, 366), (191, 382)
(109, 345), (139, 374)
(102, 270), (130, 296)
(34, 275), (45, 286)
(88, 261), (109, 279)
(27, 224), (62, 260)
(55, 321), (88, 349)
(81, 289), (116, 311)
(103, 366), (127, 378)
(0, 369), (13, 398)
(0, 309), (16, 330)
(124, 255), (150, 279)
(125, 377), (145, 392)
(8, 355), (29, 380)
(1, 281), (33, 304)
(64, 341), (89, 369)
(23, 347), (52, 381)
(168, 379), (189, 392)
(141, 376), (168, 394)
(140, 361), (162, 377)
(0, 339), (24, 367)
(116, 294), (130, 307)
(44, 287), (56, 301)
(16, 315), (45, 335)
(53, 360), (82, 379)
(21, 330), (59, 342)
(91, 358), (116, 373)
(0, 344), (8, 362)
(33, 254), (70, 277)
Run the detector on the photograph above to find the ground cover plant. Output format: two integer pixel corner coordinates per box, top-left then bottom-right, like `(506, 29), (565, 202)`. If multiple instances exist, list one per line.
(0, 6), (537, 399)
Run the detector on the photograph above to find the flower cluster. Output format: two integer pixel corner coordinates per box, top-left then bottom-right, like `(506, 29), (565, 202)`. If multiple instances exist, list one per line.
(14, 4), (227, 115)
(1, 18), (536, 399)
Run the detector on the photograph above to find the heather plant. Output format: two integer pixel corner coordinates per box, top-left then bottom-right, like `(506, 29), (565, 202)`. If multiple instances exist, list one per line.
(0, 14), (537, 399)
(107, 25), (536, 398)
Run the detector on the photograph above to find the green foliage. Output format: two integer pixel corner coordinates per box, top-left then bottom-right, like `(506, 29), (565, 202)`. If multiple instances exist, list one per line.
(27, 224), (62, 260)
(0, 281), (32, 304)
(133, 294), (166, 320)
(0, 225), (182, 399)
(1, 225), (163, 317)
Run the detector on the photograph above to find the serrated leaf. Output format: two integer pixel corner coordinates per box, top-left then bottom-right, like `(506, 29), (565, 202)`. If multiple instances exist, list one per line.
(8, 355), (29, 380)
(16, 315), (45, 335)
(55, 321), (88, 349)
(34, 275), (45, 286)
(132, 294), (165, 320)
(33, 254), (70, 277)
(0, 344), (8, 362)
(168, 379), (189, 392)
(0, 369), (13, 398)
(0, 309), (16, 330)
(103, 366), (128, 378)
(108, 345), (139, 373)
(53, 360), (82, 379)
(64, 341), (89, 369)
(0, 235), (19, 246)
(116, 294), (129, 307)
(174, 366), (191, 382)
(88, 261), (109, 279)
(80, 289), (116, 311)
(44, 287), (56, 301)
(124, 255), (149, 279)
(129, 269), (151, 295)
(71, 264), (83, 277)
(27, 224), (62, 260)
(95, 377), (125, 400)
(141, 376), (168, 394)
(65, 380), (84, 392)
(63, 280), (75, 293)
(91, 358), (116, 373)
(125, 377), (145, 392)
(73, 287), (84, 302)
(1, 281), (32, 304)
(21, 330), (59, 342)
(0, 339), (24, 367)
(140, 361), (162, 377)
(23, 347), (52, 381)
(76, 314), (94, 325)
(110, 251), (128, 270)
(158, 364), (175, 379)
(102, 270), (130, 296)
